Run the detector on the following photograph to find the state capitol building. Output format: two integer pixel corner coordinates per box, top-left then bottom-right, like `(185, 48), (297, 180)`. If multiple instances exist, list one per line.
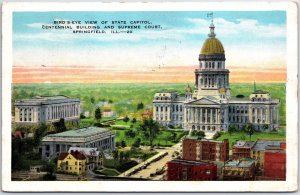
(153, 19), (280, 132)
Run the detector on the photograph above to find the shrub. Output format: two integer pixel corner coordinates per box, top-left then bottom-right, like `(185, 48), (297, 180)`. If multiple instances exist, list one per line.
(213, 132), (221, 139)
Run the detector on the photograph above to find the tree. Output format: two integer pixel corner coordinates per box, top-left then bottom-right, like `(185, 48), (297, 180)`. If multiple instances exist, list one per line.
(123, 116), (130, 123)
(137, 102), (144, 110)
(131, 118), (137, 124)
(124, 151), (130, 162)
(121, 140), (127, 148)
(191, 130), (205, 140)
(228, 124), (236, 137)
(95, 107), (102, 121)
(132, 138), (141, 148)
(245, 123), (255, 140)
(80, 113), (86, 119)
(119, 151), (124, 162)
(170, 131), (177, 142)
(90, 97), (95, 104)
(108, 99), (113, 103)
(53, 118), (67, 133)
(112, 150), (119, 160)
(33, 123), (47, 147)
(139, 118), (160, 146)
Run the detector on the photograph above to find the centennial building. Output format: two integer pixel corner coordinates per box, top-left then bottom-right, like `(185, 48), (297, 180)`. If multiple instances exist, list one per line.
(14, 95), (80, 124)
(153, 20), (280, 132)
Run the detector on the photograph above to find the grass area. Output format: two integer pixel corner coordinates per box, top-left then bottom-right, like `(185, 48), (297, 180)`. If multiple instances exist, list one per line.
(216, 129), (286, 149)
(12, 83), (286, 125)
(129, 149), (158, 159)
(115, 129), (188, 147)
(95, 168), (120, 176)
(103, 159), (138, 173)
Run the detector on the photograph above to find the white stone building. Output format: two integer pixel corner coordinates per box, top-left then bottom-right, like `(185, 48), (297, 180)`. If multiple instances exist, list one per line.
(153, 20), (280, 132)
(14, 95), (80, 124)
(41, 126), (115, 160)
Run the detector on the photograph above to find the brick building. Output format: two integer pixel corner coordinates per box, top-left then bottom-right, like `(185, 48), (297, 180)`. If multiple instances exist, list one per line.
(166, 159), (217, 181)
(250, 140), (284, 171)
(182, 137), (229, 162)
(232, 141), (255, 160)
(263, 143), (286, 180)
(222, 158), (256, 181)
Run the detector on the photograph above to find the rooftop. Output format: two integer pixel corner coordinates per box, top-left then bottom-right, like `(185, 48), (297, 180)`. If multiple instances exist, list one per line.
(252, 90), (269, 94)
(253, 140), (282, 151)
(168, 159), (211, 166)
(15, 95), (79, 105)
(225, 158), (255, 168)
(234, 141), (255, 148)
(46, 126), (112, 138)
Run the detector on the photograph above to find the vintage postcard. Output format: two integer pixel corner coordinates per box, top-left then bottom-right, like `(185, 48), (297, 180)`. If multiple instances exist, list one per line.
(2, 1), (298, 192)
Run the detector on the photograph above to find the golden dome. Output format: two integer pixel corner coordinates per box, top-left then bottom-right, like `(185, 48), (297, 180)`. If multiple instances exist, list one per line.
(200, 37), (225, 55)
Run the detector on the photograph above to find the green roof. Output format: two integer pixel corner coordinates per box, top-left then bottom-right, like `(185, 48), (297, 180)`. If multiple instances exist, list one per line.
(48, 127), (111, 137)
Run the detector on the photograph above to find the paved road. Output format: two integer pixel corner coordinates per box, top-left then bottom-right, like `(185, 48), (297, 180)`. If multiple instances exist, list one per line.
(127, 143), (181, 180)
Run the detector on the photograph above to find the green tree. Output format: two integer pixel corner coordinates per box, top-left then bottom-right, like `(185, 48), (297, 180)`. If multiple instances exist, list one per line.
(54, 118), (67, 133)
(191, 130), (205, 140)
(131, 118), (137, 124)
(90, 97), (95, 104)
(123, 116), (130, 123)
(121, 140), (127, 148)
(95, 107), (102, 121)
(245, 123), (255, 140)
(139, 118), (160, 146)
(33, 123), (47, 147)
(132, 138), (141, 148)
(124, 151), (130, 162)
(228, 124), (236, 137)
(170, 131), (177, 142)
(119, 151), (124, 162)
(137, 102), (144, 110)
(80, 113), (86, 119)
(112, 150), (119, 166)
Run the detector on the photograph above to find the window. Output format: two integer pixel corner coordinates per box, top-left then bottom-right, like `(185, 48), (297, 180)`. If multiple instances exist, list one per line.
(156, 106), (158, 112)
(161, 107), (163, 112)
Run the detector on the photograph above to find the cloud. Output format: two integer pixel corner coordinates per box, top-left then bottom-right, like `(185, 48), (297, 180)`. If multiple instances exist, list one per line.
(185, 17), (286, 38)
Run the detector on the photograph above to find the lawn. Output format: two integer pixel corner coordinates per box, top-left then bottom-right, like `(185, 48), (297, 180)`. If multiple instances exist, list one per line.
(216, 129), (286, 148)
(115, 129), (188, 147)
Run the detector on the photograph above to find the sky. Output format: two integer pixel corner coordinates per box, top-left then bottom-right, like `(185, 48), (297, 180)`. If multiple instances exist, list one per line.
(12, 11), (286, 83)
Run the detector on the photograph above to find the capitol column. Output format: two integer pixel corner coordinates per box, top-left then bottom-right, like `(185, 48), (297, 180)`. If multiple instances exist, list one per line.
(199, 108), (202, 124)
(205, 108), (208, 124)
(255, 108), (258, 124)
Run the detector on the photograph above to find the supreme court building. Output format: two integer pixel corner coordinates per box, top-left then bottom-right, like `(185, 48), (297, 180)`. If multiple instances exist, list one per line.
(153, 20), (280, 132)
(14, 95), (80, 124)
